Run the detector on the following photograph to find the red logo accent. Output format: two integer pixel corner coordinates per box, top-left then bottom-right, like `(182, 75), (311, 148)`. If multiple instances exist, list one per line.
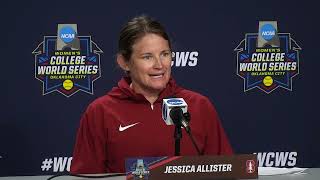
(246, 160), (255, 173)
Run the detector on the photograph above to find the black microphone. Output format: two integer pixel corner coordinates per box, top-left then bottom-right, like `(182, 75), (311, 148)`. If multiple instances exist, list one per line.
(169, 107), (190, 133)
(162, 98), (201, 155)
(162, 98), (190, 131)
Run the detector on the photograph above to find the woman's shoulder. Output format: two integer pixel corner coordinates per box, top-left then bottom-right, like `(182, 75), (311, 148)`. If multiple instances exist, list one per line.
(176, 88), (211, 104)
(85, 93), (117, 111)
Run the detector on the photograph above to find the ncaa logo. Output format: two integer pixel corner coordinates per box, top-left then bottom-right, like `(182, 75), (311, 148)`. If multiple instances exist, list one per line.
(167, 99), (183, 105)
(59, 26), (76, 43)
(261, 24), (276, 41)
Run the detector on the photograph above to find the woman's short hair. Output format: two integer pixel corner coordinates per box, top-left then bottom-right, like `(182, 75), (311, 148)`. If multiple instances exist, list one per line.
(118, 15), (171, 61)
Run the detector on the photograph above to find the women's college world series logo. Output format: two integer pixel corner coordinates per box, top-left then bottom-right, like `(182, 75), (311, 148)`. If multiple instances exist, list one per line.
(234, 21), (301, 93)
(32, 24), (103, 97)
(130, 159), (150, 180)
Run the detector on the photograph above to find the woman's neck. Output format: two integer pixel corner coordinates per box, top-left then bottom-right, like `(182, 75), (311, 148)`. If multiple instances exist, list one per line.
(130, 83), (160, 104)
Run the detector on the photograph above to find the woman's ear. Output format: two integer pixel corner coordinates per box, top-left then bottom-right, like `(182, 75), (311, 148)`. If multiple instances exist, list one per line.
(117, 54), (130, 71)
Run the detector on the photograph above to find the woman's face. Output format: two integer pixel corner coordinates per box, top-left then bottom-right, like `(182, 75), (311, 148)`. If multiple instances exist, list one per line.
(126, 33), (172, 94)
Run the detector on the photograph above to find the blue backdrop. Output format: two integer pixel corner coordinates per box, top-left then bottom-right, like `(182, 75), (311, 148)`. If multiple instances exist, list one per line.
(1, 0), (319, 176)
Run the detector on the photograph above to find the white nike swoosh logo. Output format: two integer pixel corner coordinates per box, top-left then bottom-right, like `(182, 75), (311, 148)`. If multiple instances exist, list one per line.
(119, 122), (140, 132)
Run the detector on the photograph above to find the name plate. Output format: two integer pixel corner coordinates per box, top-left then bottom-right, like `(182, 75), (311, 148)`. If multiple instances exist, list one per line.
(125, 154), (258, 180)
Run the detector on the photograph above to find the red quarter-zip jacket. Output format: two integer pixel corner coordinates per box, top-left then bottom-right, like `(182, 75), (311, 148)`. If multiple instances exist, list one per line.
(70, 77), (233, 173)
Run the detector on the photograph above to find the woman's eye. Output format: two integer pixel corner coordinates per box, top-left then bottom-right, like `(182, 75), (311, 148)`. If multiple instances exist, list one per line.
(163, 53), (169, 57)
(143, 56), (152, 60)
(161, 52), (171, 59)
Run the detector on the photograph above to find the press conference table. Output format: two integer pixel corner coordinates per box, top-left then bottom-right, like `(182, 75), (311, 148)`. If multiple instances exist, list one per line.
(1, 168), (319, 180)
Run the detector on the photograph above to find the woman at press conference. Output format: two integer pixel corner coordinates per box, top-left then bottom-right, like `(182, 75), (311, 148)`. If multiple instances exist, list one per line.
(70, 15), (233, 173)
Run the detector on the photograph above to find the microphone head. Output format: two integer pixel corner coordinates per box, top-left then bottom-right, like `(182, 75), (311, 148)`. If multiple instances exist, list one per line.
(162, 98), (188, 125)
(169, 107), (183, 124)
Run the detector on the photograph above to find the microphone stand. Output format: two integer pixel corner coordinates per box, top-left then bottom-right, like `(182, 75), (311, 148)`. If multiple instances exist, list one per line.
(174, 121), (182, 156)
(171, 108), (201, 156)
